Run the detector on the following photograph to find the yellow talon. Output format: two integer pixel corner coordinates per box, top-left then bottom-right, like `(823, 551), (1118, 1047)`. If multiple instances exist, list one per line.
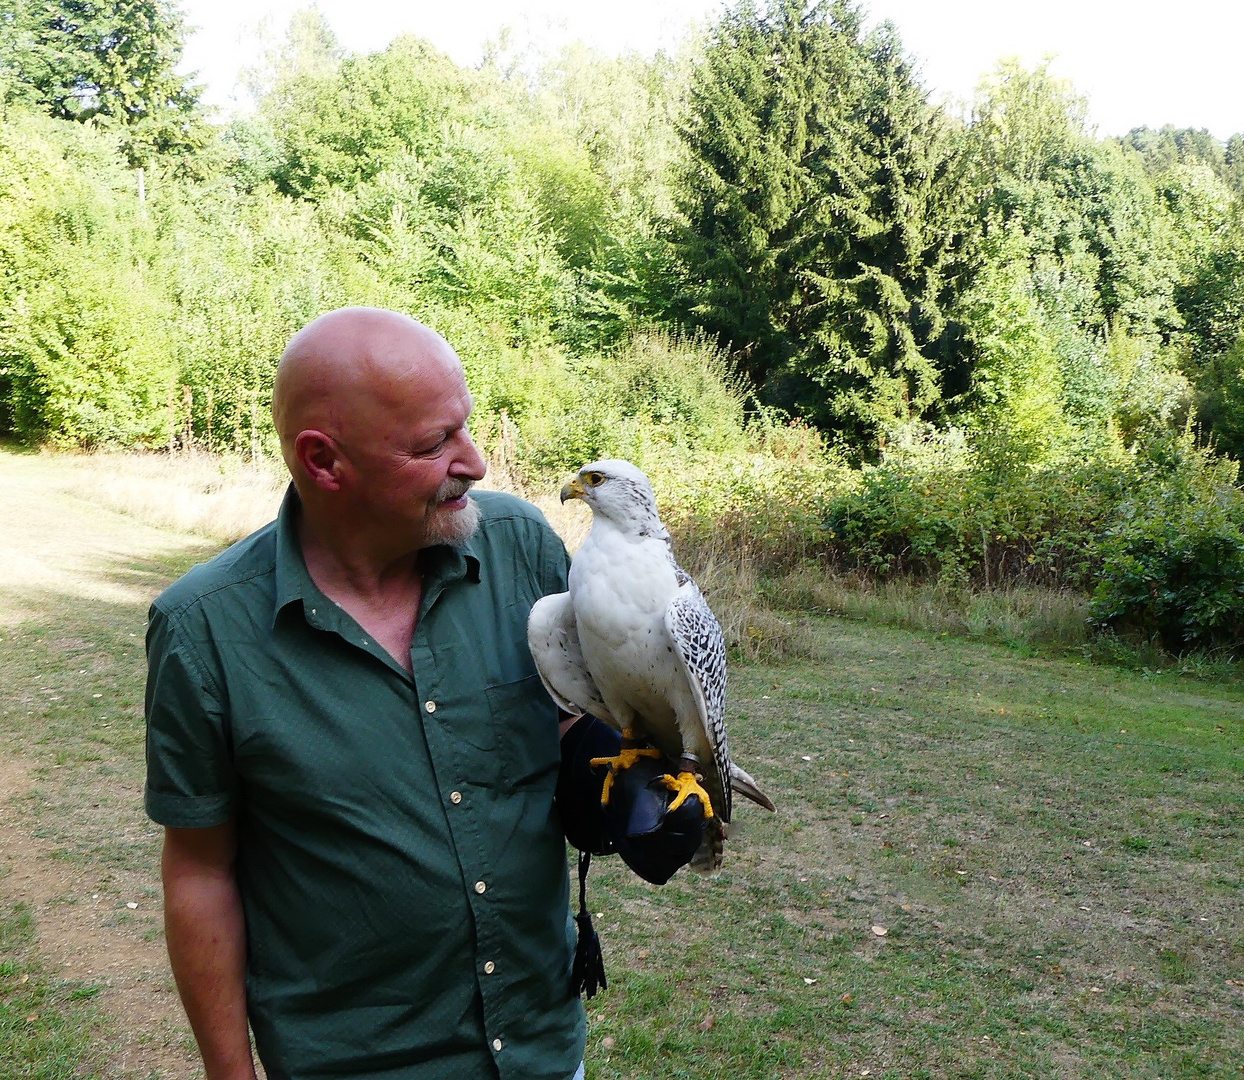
(589, 746), (662, 805)
(660, 771), (715, 820)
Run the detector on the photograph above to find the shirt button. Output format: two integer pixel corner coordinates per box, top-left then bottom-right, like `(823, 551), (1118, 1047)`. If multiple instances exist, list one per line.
(474, 880), (487, 894)
(450, 791), (463, 804)
(483, 960), (496, 974)
(425, 700), (436, 713)
(492, 1038), (503, 1052)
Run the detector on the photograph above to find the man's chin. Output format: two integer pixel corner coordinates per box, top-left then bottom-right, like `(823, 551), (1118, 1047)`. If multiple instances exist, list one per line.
(422, 496), (480, 547)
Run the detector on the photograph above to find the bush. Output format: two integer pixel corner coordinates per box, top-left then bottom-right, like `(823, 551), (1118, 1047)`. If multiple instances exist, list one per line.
(0, 114), (176, 446)
(512, 327), (751, 479)
(1090, 436), (1244, 652)
(817, 453), (1128, 588)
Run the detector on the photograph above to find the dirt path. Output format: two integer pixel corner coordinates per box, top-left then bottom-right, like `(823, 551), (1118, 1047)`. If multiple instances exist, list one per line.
(0, 450), (221, 1078)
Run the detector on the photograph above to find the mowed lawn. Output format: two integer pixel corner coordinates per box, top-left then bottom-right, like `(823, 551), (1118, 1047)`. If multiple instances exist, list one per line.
(1, 448), (1242, 1079)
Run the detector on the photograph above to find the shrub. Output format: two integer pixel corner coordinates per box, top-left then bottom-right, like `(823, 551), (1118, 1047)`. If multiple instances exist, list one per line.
(1090, 436), (1244, 652)
(817, 453), (1128, 589)
(512, 327), (750, 479)
(0, 114), (176, 446)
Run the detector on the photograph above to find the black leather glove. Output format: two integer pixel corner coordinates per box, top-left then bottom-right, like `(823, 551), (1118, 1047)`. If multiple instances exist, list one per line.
(557, 714), (706, 884)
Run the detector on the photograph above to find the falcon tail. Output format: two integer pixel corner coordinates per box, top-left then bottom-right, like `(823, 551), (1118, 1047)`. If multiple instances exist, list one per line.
(730, 763), (776, 813)
(689, 765), (775, 875)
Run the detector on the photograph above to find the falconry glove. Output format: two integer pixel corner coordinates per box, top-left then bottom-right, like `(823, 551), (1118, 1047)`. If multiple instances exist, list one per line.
(558, 712), (706, 880)
(558, 713), (707, 998)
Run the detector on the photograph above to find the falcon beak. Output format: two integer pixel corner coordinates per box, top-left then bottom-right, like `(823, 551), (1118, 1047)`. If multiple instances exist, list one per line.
(560, 476), (588, 504)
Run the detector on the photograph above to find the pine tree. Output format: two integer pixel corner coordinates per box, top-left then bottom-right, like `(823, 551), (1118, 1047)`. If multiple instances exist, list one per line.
(674, 0), (970, 453)
(674, 0), (820, 385)
(1, 0), (206, 166)
(795, 22), (969, 438)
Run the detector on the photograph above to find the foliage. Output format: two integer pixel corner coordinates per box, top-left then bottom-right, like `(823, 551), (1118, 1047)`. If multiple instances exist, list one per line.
(2, 3), (1244, 656)
(513, 327), (753, 479)
(1090, 435), (1244, 652)
(1174, 236), (1244, 457)
(1, 0), (208, 166)
(1177, 243), (1244, 367)
(674, 0), (971, 450)
(1195, 337), (1244, 461)
(817, 454), (1125, 588)
(952, 218), (1070, 458)
(0, 111), (174, 445)
(152, 181), (367, 454)
(239, 4), (344, 103)
(261, 35), (473, 200)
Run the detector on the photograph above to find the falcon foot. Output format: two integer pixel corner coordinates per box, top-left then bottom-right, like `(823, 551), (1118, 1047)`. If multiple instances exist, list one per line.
(590, 746), (662, 806)
(658, 771), (715, 820)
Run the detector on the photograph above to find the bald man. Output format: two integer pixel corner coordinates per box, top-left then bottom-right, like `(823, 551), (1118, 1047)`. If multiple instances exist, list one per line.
(144, 309), (590, 1080)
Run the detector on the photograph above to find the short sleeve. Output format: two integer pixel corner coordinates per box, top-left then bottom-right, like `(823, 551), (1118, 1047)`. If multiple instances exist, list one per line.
(144, 601), (236, 828)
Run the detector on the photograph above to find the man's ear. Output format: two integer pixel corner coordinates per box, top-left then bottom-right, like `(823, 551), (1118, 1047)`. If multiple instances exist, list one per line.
(293, 430), (345, 491)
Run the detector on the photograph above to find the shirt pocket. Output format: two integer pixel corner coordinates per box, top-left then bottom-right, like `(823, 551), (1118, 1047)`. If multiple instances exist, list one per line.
(484, 674), (560, 792)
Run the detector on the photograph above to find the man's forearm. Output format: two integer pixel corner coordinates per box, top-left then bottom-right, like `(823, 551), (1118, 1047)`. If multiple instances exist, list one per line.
(163, 835), (257, 1080)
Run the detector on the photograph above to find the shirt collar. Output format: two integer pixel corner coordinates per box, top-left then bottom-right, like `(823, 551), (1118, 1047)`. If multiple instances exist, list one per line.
(272, 485), (482, 628)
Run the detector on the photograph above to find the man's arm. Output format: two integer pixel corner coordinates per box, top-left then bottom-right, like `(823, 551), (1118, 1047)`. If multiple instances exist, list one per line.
(162, 823), (257, 1080)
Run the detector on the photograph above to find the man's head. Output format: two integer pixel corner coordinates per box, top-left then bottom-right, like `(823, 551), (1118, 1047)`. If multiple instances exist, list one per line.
(272, 307), (488, 554)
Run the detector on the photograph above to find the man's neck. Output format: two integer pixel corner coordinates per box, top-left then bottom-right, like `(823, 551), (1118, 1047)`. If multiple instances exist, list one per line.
(297, 516), (424, 673)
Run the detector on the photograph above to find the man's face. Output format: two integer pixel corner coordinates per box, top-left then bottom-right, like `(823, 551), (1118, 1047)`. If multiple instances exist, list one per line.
(340, 343), (488, 551)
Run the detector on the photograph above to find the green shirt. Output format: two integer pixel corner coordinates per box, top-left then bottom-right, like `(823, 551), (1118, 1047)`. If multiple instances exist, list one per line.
(145, 487), (585, 1080)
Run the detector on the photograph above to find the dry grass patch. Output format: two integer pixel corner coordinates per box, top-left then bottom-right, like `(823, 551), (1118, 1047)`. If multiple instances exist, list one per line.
(26, 444), (596, 553)
(1, 447), (216, 1078)
(31, 448), (287, 544)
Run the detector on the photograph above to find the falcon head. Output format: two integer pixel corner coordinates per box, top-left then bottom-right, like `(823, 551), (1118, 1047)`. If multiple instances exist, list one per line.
(560, 459), (669, 539)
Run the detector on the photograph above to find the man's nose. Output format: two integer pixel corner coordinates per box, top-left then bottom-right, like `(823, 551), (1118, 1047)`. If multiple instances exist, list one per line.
(454, 431), (488, 481)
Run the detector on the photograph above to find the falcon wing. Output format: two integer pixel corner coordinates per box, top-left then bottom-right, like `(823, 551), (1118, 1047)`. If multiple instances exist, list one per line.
(527, 591), (615, 723)
(664, 573), (732, 823)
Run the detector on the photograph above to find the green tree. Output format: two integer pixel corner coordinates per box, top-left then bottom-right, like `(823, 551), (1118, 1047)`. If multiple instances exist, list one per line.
(1196, 336), (1244, 459)
(1225, 134), (1244, 201)
(953, 218), (1068, 459)
(675, 0), (969, 452)
(792, 21), (969, 439)
(153, 181), (366, 454)
(241, 5), (344, 103)
(674, 0), (819, 384)
(1122, 125), (1227, 177)
(1, 0), (206, 166)
(509, 41), (692, 342)
(1178, 244), (1244, 366)
(325, 126), (573, 348)
(1174, 236), (1244, 457)
(0, 112), (175, 443)
(957, 61), (1188, 451)
(263, 35), (470, 200)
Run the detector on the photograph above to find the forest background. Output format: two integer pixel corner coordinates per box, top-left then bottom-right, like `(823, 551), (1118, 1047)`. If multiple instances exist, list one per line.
(3, 0), (1244, 657)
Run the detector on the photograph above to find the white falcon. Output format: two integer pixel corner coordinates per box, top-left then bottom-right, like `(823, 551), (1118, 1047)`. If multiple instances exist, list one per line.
(528, 459), (774, 871)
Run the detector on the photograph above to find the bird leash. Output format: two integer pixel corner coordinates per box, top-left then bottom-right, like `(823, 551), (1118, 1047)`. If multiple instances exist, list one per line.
(571, 849), (607, 999)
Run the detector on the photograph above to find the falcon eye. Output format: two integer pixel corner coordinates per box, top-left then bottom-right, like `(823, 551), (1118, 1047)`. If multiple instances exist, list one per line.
(584, 471), (606, 487)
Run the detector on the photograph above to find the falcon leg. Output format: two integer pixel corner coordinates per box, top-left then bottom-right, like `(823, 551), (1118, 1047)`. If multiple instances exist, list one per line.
(589, 730), (661, 806)
(658, 754), (715, 820)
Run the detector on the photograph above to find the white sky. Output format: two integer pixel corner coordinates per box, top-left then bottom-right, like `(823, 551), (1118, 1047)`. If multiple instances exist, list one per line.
(178, 0), (1244, 140)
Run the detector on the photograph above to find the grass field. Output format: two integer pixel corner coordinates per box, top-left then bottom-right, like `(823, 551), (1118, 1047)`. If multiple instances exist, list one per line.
(1, 446), (1242, 1078)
